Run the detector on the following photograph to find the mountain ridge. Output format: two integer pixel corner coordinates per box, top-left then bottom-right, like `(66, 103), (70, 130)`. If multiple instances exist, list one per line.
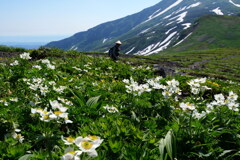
(46, 0), (240, 55)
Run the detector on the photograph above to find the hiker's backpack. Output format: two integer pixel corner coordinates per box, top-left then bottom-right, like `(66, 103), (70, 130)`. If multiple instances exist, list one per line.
(108, 47), (114, 57)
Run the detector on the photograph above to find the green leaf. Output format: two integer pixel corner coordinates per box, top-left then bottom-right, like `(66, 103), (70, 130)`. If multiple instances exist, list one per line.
(218, 150), (233, 158)
(18, 154), (34, 160)
(165, 130), (173, 160)
(86, 95), (101, 108)
(159, 138), (165, 160)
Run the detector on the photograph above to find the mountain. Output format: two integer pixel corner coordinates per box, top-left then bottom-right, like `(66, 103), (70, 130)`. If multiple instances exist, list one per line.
(46, 0), (240, 55)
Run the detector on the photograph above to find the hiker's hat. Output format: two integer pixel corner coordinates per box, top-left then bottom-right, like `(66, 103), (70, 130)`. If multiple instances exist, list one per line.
(115, 40), (122, 45)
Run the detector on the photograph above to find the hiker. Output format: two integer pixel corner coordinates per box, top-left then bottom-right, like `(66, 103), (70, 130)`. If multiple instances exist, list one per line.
(108, 40), (122, 61)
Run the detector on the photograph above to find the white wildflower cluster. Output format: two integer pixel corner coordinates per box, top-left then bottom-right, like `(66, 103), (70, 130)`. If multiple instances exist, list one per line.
(162, 79), (182, 98)
(9, 97), (18, 102)
(53, 86), (67, 93)
(72, 66), (82, 71)
(24, 78), (49, 95)
(103, 105), (119, 113)
(123, 77), (151, 96)
(31, 100), (72, 123)
(32, 65), (42, 70)
(10, 60), (19, 66)
(207, 91), (239, 112)
(187, 78), (211, 95)
(146, 76), (164, 89)
(178, 91), (239, 119)
(0, 99), (9, 106)
(58, 97), (73, 106)
(40, 59), (55, 70)
(20, 52), (32, 60)
(123, 77), (181, 98)
(132, 65), (152, 70)
(179, 102), (206, 119)
(61, 135), (104, 159)
(179, 102), (196, 111)
(12, 129), (24, 143)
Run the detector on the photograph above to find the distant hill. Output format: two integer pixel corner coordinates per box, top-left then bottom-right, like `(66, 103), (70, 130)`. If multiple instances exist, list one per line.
(166, 15), (240, 52)
(46, 0), (240, 55)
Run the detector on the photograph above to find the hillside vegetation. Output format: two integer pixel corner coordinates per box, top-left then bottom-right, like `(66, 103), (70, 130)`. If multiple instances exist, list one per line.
(171, 15), (240, 51)
(0, 48), (240, 159)
(152, 48), (240, 81)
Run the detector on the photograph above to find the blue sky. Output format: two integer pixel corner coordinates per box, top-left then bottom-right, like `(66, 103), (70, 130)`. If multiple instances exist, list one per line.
(0, 0), (160, 42)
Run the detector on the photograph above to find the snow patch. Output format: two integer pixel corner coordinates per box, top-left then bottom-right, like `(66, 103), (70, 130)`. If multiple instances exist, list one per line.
(125, 47), (135, 55)
(140, 28), (151, 34)
(144, 0), (184, 23)
(174, 32), (193, 47)
(169, 11), (188, 23)
(165, 26), (177, 35)
(182, 23), (191, 30)
(229, 0), (240, 7)
(186, 2), (201, 9)
(103, 38), (108, 43)
(211, 7), (224, 15)
(165, 21), (175, 26)
(135, 32), (178, 56)
(70, 45), (75, 50)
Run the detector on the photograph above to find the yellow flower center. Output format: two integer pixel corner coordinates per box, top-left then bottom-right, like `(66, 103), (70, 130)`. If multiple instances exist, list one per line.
(16, 134), (22, 139)
(54, 111), (62, 116)
(43, 115), (50, 120)
(81, 140), (93, 150)
(43, 111), (48, 114)
(68, 151), (75, 155)
(66, 137), (75, 143)
(88, 135), (98, 140)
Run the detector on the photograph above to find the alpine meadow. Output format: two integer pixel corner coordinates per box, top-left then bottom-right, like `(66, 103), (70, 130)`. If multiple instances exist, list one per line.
(1, 0), (240, 160)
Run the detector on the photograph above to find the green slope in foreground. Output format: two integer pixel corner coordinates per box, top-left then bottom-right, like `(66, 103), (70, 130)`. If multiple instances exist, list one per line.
(0, 48), (240, 159)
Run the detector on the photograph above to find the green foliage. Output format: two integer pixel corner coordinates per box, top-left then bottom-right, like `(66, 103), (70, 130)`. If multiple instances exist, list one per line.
(0, 49), (240, 159)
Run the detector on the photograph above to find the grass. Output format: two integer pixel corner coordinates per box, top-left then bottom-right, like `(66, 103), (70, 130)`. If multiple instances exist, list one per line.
(151, 48), (240, 81)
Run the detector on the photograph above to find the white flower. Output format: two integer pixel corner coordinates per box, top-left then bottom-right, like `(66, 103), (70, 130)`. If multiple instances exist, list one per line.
(9, 97), (18, 102)
(39, 110), (57, 122)
(214, 94), (225, 105)
(192, 111), (206, 119)
(20, 52), (31, 60)
(179, 102), (196, 111)
(188, 78), (209, 95)
(39, 85), (49, 95)
(103, 105), (119, 113)
(61, 136), (76, 145)
(61, 147), (82, 160)
(33, 65), (42, 70)
(53, 86), (67, 93)
(75, 136), (103, 157)
(47, 63), (55, 70)
(228, 91), (238, 101)
(227, 102), (239, 112)
(41, 59), (51, 64)
(206, 104), (214, 113)
(12, 132), (24, 143)
(58, 97), (73, 106)
(50, 100), (68, 112)
(10, 60), (19, 66)
(31, 108), (44, 114)
(48, 81), (56, 86)
(72, 66), (82, 71)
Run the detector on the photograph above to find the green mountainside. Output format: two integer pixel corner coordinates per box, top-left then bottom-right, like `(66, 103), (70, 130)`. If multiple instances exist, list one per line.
(170, 15), (240, 52)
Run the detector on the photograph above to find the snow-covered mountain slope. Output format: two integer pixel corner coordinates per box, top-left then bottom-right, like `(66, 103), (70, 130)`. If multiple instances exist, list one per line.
(46, 0), (240, 55)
